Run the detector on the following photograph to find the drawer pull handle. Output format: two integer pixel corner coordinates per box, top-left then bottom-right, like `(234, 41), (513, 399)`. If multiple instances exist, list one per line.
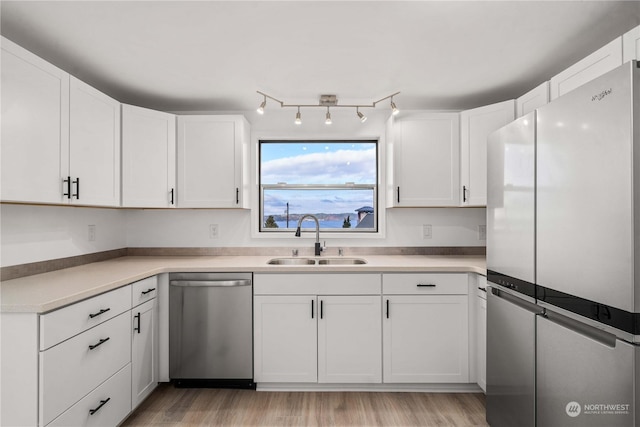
(141, 288), (156, 295)
(478, 287), (487, 293)
(89, 308), (111, 319)
(89, 397), (111, 415)
(88, 337), (110, 350)
(417, 284), (436, 287)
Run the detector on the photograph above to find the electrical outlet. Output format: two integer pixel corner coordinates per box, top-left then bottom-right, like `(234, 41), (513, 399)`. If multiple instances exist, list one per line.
(478, 225), (486, 240)
(88, 225), (96, 242)
(423, 224), (432, 239)
(209, 224), (219, 239)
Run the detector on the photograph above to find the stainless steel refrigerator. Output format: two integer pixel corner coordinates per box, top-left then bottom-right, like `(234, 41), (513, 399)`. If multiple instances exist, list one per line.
(487, 60), (640, 427)
(486, 111), (541, 427)
(535, 60), (640, 426)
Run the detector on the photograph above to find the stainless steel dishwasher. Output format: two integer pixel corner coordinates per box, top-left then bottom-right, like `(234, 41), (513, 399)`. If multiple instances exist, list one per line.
(169, 272), (254, 388)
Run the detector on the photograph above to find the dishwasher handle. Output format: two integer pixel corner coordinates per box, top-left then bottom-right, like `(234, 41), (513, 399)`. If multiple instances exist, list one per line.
(169, 279), (251, 287)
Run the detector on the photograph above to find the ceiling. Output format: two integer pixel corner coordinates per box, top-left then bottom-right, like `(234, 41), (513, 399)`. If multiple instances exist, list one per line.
(1, 1), (639, 113)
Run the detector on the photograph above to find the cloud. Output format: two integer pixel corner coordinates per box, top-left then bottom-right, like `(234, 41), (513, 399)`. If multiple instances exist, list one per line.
(262, 147), (376, 184)
(263, 188), (374, 216)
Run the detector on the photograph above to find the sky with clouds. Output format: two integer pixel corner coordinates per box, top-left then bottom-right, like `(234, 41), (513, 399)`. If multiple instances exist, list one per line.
(261, 142), (376, 215)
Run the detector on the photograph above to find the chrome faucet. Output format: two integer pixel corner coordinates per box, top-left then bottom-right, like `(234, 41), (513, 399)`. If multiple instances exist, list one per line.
(294, 214), (324, 256)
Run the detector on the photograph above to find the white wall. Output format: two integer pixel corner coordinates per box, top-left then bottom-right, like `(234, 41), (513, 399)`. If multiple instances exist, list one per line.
(1, 109), (486, 267)
(1, 204), (126, 267)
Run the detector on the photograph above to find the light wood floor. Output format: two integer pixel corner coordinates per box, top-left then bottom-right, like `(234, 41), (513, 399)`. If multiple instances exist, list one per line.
(122, 384), (488, 427)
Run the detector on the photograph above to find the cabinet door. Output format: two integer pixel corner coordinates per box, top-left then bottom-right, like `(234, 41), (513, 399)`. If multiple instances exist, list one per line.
(477, 294), (487, 392)
(516, 81), (549, 118)
(623, 25), (640, 62)
(383, 295), (469, 383)
(550, 37), (623, 100)
(177, 115), (247, 208)
(392, 113), (460, 207)
(254, 296), (317, 383)
(317, 295), (382, 383)
(131, 298), (157, 409)
(122, 105), (176, 208)
(69, 76), (121, 206)
(1, 37), (70, 204)
(460, 100), (515, 206)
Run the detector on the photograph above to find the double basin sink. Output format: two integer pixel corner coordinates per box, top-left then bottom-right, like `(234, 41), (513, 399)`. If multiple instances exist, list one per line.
(267, 257), (367, 265)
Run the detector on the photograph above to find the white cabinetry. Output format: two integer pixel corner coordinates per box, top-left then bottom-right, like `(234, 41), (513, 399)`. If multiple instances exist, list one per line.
(253, 274), (382, 384)
(131, 276), (158, 409)
(623, 25), (640, 62)
(122, 104), (176, 208)
(388, 112), (460, 207)
(318, 295), (381, 383)
(516, 82), (549, 118)
(476, 276), (487, 393)
(382, 273), (469, 383)
(1, 277), (161, 426)
(0, 37), (121, 207)
(177, 115), (249, 208)
(460, 100), (515, 206)
(253, 295), (318, 383)
(68, 76), (121, 207)
(1, 37), (70, 204)
(550, 37), (623, 100)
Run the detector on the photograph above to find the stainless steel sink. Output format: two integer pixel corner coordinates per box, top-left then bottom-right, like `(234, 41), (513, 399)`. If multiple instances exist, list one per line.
(266, 257), (367, 265)
(317, 258), (367, 265)
(267, 258), (316, 265)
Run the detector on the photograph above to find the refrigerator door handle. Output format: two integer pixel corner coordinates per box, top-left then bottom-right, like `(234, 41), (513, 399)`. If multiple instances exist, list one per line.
(542, 309), (617, 348)
(490, 285), (539, 314)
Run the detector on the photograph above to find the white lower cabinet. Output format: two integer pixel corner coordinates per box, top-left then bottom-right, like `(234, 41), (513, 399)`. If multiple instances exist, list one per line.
(1, 276), (161, 426)
(253, 295), (318, 383)
(131, 297), (158, 409)
(253, 273), (382, 384)
(48, 364), (132, 427)
(382, 273), (469, 383)
(317, 295), (382, 383)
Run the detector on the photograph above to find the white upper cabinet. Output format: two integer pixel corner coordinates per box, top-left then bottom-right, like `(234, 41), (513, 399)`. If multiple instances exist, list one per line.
(550, 37), (623, 100)
(122, 104), (176, 208)
(623, 25), (640, 62)
(177, 115), (249, 208)
(1, 37), (70, 204)
(460, 100), (515, 207)
(388, 112), (460, 207)
(516, 82), (549, 118)
(69, 76), (121, 207)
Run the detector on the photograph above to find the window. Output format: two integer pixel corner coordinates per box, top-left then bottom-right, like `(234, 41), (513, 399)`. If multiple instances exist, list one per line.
(259, 140), (378, 232)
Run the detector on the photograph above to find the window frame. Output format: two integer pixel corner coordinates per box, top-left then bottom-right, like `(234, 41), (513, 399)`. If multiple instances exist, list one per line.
(258, 139), (379, 234)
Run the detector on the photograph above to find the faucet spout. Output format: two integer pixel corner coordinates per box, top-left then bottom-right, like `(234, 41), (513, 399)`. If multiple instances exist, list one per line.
(294, 214), (322, 256)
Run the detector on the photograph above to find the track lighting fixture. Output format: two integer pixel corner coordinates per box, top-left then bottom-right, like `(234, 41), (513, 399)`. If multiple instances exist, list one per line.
(356, 107), (367, 123)
(295, 107), (302, 125)
(257, 94), (266, 115)
(255, 91), (400, 124)
(390, 97), (399, 116)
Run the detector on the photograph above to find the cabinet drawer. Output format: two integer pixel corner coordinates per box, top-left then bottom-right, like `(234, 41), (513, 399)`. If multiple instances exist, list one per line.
(382, 273), (468, 295)
(40, 312), (131, 426)
(47, 364), (132, 427)
(254, 274), (381, 295)
(40, 285), (132, 350)
(132, 276), (157, 307)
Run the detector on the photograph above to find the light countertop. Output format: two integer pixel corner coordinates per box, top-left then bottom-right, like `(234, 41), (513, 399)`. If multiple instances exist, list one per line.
(0, 255), (486, 313)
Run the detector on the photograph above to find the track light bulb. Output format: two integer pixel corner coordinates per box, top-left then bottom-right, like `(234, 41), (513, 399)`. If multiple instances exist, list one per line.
(357, 108), (367, 123)
(325, 108), (332, 125)
(390, 99), (399, 116)
(257, 96), (266, 114)
(295, 108), (302, 125)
